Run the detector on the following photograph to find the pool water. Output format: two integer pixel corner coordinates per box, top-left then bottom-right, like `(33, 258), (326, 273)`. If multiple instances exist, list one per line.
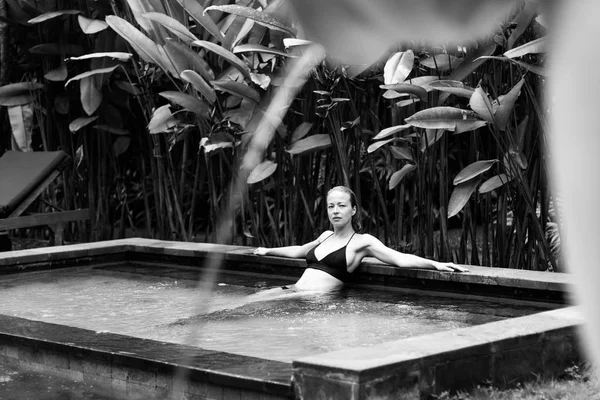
(0, 265), (544, 362)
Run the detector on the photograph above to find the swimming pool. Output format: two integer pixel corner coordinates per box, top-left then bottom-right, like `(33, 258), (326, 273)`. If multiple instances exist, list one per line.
(0, 265), (543, 363)
(0, 239), (583, 399)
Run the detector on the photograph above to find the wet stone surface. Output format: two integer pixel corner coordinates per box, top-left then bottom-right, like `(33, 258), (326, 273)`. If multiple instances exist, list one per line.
(0, 362), (112, 400)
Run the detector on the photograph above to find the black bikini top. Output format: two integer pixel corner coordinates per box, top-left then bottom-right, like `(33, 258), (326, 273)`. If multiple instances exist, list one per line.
(305, 232), (356, 282)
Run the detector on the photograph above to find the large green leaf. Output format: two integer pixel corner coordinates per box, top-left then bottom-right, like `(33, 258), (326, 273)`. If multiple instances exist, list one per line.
(44, 64), (68, 82)
(383, 50), (414, 85)
(286, 134), (331, 155)
(453, 160), (498, 185)
(142, 12), (199, 43)
(447, 43), (496, 82)
(175, 0), (224, 42)
(159, 91), (210, 117)
(504, 36), (546, 59)
(0, 82), (44, 106)
(447, 178), (481, 218)
(212, 80), (260, 103)
(429, 80), (475, 99)
(379, 83), (427, 102)
(192, 40), (251, 80)
(494, 77), (525, 131)
(233, 43), (292, 58)
(405, 107), (487, 134)
(389, 164), (416, 190)
(148, 105), (177, 134)
(507, 0), (539, 49)
(419, 54), (461, 72)
(105, 16), (176, 75)
(389, 146), (413, 161)
(181, 70), (216, 104)
(65, 66), (119, 87)
(247, 160), (277, 184)
(476, 56), (546, 77)
(205, 4), (296, 36)
(479, 174), (512, 194)
(124, 0), (167, 44)
(291, 122), (313, 142)
(68, 52), (133, 62)
(80, 76), (102, 116)
(469, 86), (494, 123)
(28, 10), (80, 24)
(404, 75), (439, 91)
(78, 16), (108, 34)
(165, 40), (215, 82)
(69, 116), (99, 132)
(372, 124), (411, 140)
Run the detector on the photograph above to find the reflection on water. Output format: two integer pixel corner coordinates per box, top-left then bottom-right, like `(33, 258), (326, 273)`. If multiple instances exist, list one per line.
(0, 266), (543, 362)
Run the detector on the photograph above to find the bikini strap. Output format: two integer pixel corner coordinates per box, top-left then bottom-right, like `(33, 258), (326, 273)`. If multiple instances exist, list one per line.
(345, 232), (356, 246)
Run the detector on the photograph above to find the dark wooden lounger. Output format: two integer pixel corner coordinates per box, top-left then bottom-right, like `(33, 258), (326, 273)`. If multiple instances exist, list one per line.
(0, 150), (89, 250)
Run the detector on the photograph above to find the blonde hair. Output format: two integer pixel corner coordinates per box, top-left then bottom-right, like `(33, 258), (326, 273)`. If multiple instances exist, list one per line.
(327, 186), (362, 232)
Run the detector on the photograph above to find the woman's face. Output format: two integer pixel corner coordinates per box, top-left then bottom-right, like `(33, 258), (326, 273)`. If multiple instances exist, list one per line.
(326, 190), (356, 229)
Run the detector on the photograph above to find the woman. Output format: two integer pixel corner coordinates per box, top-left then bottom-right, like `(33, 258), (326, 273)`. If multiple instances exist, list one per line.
(254, 186), (468, 291)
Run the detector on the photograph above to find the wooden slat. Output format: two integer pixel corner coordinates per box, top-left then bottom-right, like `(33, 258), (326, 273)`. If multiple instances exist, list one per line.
(7, 170), (62, 218)
(0, 209), (90, 231)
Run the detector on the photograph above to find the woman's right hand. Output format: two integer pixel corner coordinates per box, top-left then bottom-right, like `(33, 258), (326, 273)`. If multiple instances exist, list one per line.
(253, 247), (269, 256)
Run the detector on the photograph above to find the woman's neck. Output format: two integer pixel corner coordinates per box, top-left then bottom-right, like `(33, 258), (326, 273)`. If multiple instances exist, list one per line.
(332, 225), (355, 238)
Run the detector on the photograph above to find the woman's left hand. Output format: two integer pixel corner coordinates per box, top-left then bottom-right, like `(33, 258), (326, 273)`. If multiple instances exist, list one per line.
(434, 262), (469, 272)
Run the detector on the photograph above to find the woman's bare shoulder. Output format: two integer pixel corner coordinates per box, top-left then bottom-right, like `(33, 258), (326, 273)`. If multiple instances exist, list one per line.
(316, 230), (334, 242)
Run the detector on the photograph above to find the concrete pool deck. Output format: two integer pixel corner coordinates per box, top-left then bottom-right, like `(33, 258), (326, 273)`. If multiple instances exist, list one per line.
(0, 238), (586, 399)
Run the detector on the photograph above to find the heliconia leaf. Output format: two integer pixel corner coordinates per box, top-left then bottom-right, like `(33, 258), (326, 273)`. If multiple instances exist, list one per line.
(233, 44), (292, 58)
(291, 122), (313, 142)
(175, 0), (224, 42)
(200, 133), (239, 153)
(453, 159), (498, 185)
(379, 83), (427, 102)
(389, 146), (413, 161)
(469, 86), (494, 123)
(0, 82), (44, 106)
(77, 15), (108, 34)
(69, 116), (98, 132)
(382, 90), (406, 100)
(507, 0), (539, 50)
(283, 38), (312, 48)
(479, 174), (512, 194)
(65, 66), (119, 87)
(205, 4), (296, 36)
(404, 76), (439, 91)
(396, 98), (420, 108)
(80, 76), (102, 116)
(44, 64), (68, 81)
(494, 77), (525, 131)
(68, 52), (132, 62)
(159, 91), (210, 117)
(447, 178), (481, 218)
(384, 50), (414, 85)
(286, 134), (331, 155)
(29, 43), (85, 55)
(447, 43), (496, 82)
(115, 81), (140, 95)
(515, 116), (529, 153)
(165, 40), (215, 82)
(372, 124), (411, 140)
(429, 80), (475, 98)
(124, 0), (167, 44)
(28, 10), (80, 24)
(112, 136), (131, 156)
(181, 70), (216, 104)
(475, 56), (546, 77)
(367, 138), (394, 153)
(419, 54), (461, 72)
(192, 40), (250, 80)
(212, 79), (260, 103)
(420, 129), (445, 152)
(250, 73), (270, 90)
(148, 104), (177, 134)
(247, 160), (277, 184)
(105, 16), (172, 72)
(504, 36), (546, 59)
(142, 12), (199, 43)
(405, 106), (487, 134)
(389, 164), (417, 190)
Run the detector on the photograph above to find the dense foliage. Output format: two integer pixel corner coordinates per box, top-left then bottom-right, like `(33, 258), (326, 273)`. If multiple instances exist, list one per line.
(0, 0), (559, 270)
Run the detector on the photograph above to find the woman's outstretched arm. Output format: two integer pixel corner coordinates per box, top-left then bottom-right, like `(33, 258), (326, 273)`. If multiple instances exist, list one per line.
(253, 231), (331, 259)
(363, 234), (468, 272)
